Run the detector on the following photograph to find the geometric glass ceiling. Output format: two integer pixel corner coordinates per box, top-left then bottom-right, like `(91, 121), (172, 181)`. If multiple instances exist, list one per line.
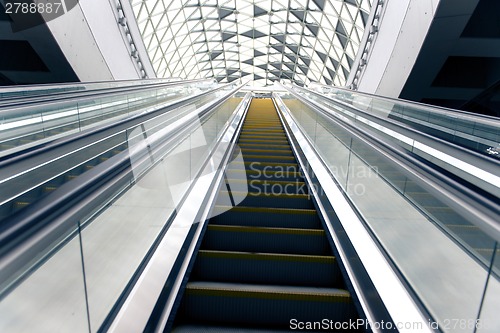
(131, 0), (373, 86)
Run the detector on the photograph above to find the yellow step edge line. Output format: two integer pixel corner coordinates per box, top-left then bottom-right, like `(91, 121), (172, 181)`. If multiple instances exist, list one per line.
(244, 122), (281, 124)
(476, 248), (500, 253)
(242, 155), (295, 160)
(238, 140), (289, 144)
(240, 148), (292, 153)
(198, 250), (335, 264)
(185, 286), (352, 303)
(225, 169), (302, 176)
(242, 127), (284, 131)
(240, 132), (286, 136)
(232, 161), (298, 167)
(226, 179), (305, 186)
(207, 224), (324, 236)
(240, 136), (287, 139)
(241, 128), (284, 131)
(238, 142), (290, 146)
(220, 190), (309, 199)
(243, 124), (282, 127)
(238, 143), (291, 148)
(244, 122), (281, 125)
(445, 224), (479, 229)
(214, 205), (316, 215)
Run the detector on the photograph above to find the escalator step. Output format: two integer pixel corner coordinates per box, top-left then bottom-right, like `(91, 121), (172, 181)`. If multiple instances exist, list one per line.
(211, 206), (321, 229)
(242, 129), (284, 133)
(240, 148), (293, 156)
(13, 201), (30, 210)
(172, 324), (298, 332)
(192, 250), (339, 287)
(221, 178), (307, 190)
(241, 154), (296, 162)
(236, 161), (298, 169)
(238, 139), (289, 145)
(0, 144), (16, 151)
(43, 186), (58, 193)
(239, 143), (291, 149)
(217, 191), (313, 209)
(245, 179), (307, 194)
(226, 169), (303, 182)
(202, 225), (329, 255)
(177, 282), (355, 328)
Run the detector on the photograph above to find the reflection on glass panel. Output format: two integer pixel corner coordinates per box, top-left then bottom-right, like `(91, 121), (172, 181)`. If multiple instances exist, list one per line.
(0, 229), (89, 333)
(82, 94), (243, 329)
(477, 244), (500, 333)
(279, 93), (498, 333)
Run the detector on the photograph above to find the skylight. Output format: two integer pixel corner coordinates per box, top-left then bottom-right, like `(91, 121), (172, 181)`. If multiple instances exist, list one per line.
(131, 0), (373, 86)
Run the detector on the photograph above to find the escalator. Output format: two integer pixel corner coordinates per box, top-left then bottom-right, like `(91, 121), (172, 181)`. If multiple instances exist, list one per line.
(0, 141), (128, 222)
(170, 98), (360, 331)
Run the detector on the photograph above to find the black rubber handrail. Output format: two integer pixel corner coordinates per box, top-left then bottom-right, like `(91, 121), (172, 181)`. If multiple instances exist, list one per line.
(294, 85), (500, 188)
(313, 83), (500, 121)
(0, 82), (233, 167)
(299, 85), (500, 147)
(0, 78), (176, 101)
(0, 78), (211, 117)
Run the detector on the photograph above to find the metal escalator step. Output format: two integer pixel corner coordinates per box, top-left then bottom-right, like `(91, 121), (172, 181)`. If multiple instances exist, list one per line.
(206, 224), (324, 235)
(0, 144), (16, 151)
(238, 143), (291, 149)
(192, 250), (339, 287)
(226, 168), (303, 181)
(405, 192), (444, 207)
(43, 186), (58, 193)
(210, 206), (321, 229)
(244, 120), (281, 123)
(425, 207), (472, 226)
(203, 225), (329, 255)
(172, 324), (297, 332)
(236, 161), (298, 168)
(241, 154), (295, 161)
(242, 128), (284, 133)
(245, 179), (307, 195)
(446, 224), (496, 250)
(238, 139), (289, 144)
(214, 206), (316, 215)
(239, 136), (287, 140)
(197, 250), (334, 263)
(13, 201), (30, 210)
(217, 190), (313, 209)
(178, 282), (355, 328)
(240, 130), (285, 135)
(185, 281), (350, 301)
(239, 136), (288, 141)
(243, 124), (282, 128)
(240, 148), (292, 155)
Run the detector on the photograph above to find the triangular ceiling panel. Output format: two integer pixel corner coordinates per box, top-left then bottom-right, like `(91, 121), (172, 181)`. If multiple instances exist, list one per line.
(132, 0), (374, 86)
